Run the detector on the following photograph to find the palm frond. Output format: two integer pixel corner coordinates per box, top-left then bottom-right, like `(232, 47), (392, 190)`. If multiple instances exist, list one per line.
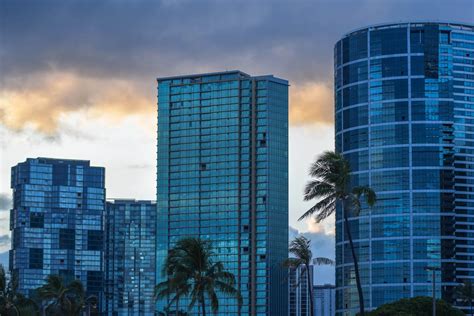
(303, 180), (334, 201)
(214, 280), (242, 306)
(298, 195), (336, 222)
(282, 257), (304, 269)
(313, 257), (335, 266)
(289, 236), (312, 261)
(352, 186), (376, 206)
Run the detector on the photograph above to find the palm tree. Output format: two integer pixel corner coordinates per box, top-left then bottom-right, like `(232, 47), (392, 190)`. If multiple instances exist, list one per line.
(36, 275), (96, 316)
(36, 275), (71, 315)
(67, 280), (98, 316)
(0, 264), (19, 316)
(283, 236), (333, 316)
(0, 264), (39, 316)
(299, 151), (376, 316)
(155, 237), (242, 316)
(456, 280), (474, 315)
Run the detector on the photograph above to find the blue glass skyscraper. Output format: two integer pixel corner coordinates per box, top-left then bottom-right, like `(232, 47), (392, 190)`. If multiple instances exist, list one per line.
(157, 70), (289, 315)
(10, 158), (105, 300)
(104, 199), (157, 316)
(335, 22), (474, 314)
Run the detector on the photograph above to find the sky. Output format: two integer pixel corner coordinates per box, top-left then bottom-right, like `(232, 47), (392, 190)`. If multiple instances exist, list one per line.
(0, 0), (473, 283)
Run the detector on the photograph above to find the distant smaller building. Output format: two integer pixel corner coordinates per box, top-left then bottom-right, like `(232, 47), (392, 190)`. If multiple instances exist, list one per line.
(289, 265), (313, 316)
(104, 199), (156, 316)
(10, 157), (105, 301)
(313, 284), (335, 316)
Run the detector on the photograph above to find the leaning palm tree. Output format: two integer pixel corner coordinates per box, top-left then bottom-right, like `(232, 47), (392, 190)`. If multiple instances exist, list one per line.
(283, 236), (333, 316)
(155, 237), (242, 316)
(299, 151), (376, 316)
(456, 280), (474, 315)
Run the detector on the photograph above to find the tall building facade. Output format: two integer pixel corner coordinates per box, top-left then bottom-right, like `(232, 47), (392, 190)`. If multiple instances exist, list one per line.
(288, 265), (313, 316)
(104, 199), (157, 316)
(10, 158), (105, 300)
(157, 71), (289, 315)
(334, 22), (474, 314)
(313, 285), (335, 316)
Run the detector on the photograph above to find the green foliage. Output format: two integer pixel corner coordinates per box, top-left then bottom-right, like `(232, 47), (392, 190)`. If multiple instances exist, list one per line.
(456, 280), (474, 313)
(155, 237), (241, 316)
(35, 275), (97, 316)
(0, 264), (40, 316)
(363, 296), (464, 316)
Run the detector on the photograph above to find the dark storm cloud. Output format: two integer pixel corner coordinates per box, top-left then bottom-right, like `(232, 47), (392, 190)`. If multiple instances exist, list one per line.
(2, 0), (472, 84)
(0, 0), (472, 133)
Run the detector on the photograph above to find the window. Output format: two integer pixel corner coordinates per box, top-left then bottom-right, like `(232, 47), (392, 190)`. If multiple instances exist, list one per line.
(410, 28), (424, 53)
(370, 79), (408, 101)
(30, 212), (44, 228)
(343, 105), (368, 129)
(370, 27), (407, 56)
(342, 30), (368, 63)
(88, 230), (103, 251)
(370, 56), (408, 79)
(370, 101), (408, 124)
(343, 83), (368, 107)
(343, 61), (368, 85)
(29, 248), (43, 269)
(59, 228), (75, 250)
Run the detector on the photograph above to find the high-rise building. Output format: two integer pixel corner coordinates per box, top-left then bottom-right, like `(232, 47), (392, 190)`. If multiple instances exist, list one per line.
(104, 199), (157, 316)
(334, 22), (474, 314)
(9, 158), (105, 301)
(313, 284), (335, 316)
(157, 70), (289, 315)
(288, 265), (313, 316)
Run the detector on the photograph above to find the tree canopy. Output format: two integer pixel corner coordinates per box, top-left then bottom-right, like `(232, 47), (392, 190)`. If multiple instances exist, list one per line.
(362, 296), (464, 316)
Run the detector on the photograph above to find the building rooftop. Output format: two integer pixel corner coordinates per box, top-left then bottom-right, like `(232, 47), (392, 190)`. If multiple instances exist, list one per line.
(157, 70), (288, 85)
(107, 199), (156, 204)
(24, 157), (92, 166)
(340, 20), (474, 40)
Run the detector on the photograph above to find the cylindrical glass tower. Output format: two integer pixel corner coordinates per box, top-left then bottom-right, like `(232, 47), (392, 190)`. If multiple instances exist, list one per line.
(334, 22), (474, 315)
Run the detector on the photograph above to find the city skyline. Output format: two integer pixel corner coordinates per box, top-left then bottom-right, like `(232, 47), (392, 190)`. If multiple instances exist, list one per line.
(1, 0), (473, 288)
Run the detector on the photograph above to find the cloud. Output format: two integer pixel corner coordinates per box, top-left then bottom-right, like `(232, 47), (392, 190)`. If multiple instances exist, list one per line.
(290, 82), (333, 125)
(289, 226), (334, 259)
(0, 194), (11, 212)
(0, 235), (10, 248)
(289, 226), (299, 241)
(306, 215), (335, 236)
(1, 0), (472, 134)
(0, 71), (153, 134)
(126, 163), (154, 169)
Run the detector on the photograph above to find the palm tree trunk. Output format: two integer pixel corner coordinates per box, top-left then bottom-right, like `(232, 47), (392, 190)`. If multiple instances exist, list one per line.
(176, 297), (178, 315)
(306, 264), (315, 316)
(201, 295), (206, 316)
(344, 209), (365, 316)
